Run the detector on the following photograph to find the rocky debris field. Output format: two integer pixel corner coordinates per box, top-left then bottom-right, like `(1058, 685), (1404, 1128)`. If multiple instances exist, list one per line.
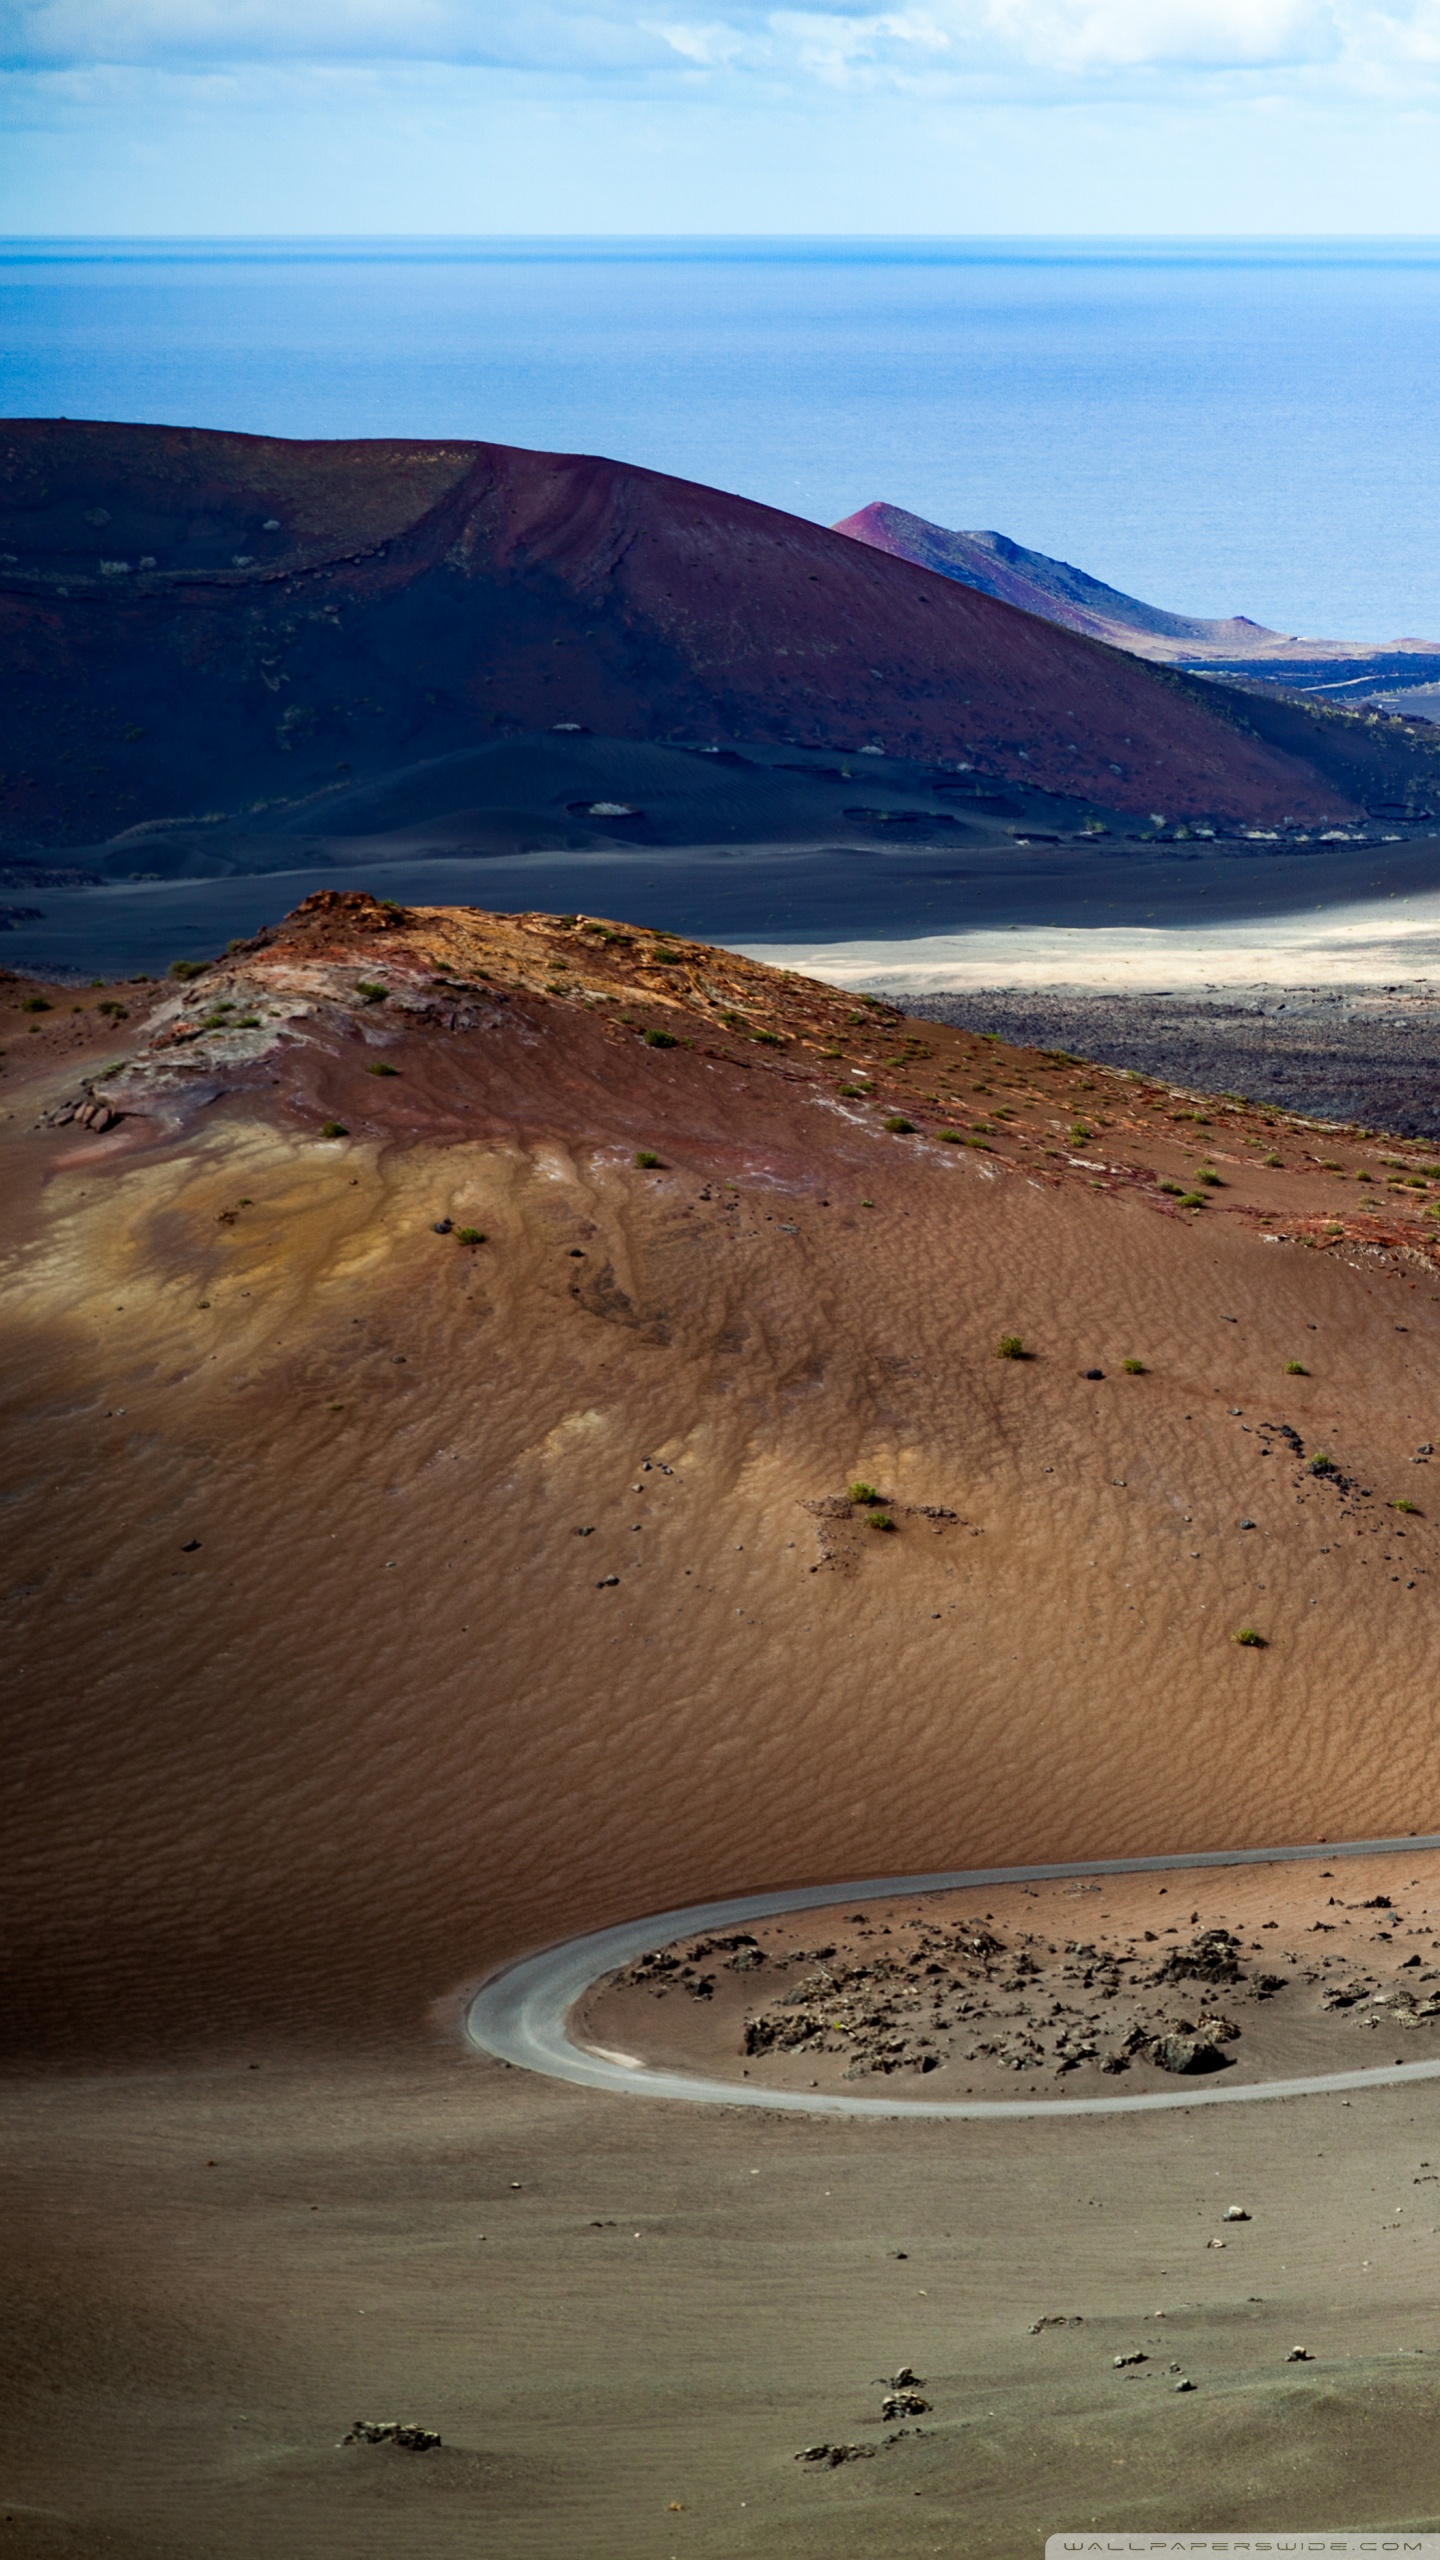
(596, 1869), (1440, 2095)
(899, 985), (1440, 1138)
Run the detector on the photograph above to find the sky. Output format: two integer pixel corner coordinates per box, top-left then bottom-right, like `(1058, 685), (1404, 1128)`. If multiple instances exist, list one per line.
(4, 0), (1440, 232)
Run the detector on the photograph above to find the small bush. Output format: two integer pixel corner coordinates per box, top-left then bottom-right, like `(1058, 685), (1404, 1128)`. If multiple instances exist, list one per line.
(1197, 1169), (1224, 1187)
(634, 1149), (661, 1168)
(838, 1083), (871, 1098)
(1309, 1452), (1335, 1475)
(455, 1226), (486, 1246)
(868, 1511), (896, 1532)
(884, 1114), (916, 1135)
(1262, 1154), (1284, 1167)
(1176, 1192), (1207, 1209)
(21, 996), (51, 1013)
(848, 1481), (883, 1505)
(1391, 1498), (1421, 1514)
(965, 1135), (991, 1152)
(937, 1128), (963, 1143)
(1158, 1181), (1184, 1197)
(1233, 1627), (1267, 1648)
(355, 980), (388, 1004)
(320, 1119), (349, 1139)
(1284, 1360), (1308, 1376)
(644, 1027), (677, 1049)
(367, 1061), (399, 1076)
(1121, 1358), (1145, 1375)
(752, 1029), (785, 1048)
(168, 958), (208, 980)
(996, 1334), (1028, 1361)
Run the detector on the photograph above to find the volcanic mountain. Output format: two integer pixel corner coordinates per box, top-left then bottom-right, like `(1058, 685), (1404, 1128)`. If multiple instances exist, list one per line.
(0, 417), (1407, 850)
(834, 500), (1440, 685)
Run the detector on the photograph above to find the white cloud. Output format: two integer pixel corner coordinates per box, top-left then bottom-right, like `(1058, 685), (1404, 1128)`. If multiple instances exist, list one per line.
(4, 0), (1440, 102)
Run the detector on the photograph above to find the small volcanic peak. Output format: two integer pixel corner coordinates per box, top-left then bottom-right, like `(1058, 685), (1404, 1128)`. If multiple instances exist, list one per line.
(37, 894), (1440, 1285)
(0, 420), (1377, 844)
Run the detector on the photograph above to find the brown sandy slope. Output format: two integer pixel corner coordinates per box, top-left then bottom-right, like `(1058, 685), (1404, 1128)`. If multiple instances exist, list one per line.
(8, 889), (1440, 2063)
(0, 419), (1364, 843)
(9, 896), (1440, 2555)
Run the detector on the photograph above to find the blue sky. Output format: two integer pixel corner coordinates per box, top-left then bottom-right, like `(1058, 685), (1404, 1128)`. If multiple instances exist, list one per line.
(4, 0), (1440, 232)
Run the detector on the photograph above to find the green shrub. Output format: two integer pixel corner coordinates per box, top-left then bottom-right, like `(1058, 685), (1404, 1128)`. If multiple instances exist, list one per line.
(838, 1083), (871, 1098)
(1390, 1498), (1421, 1514)
(937, 1128), (963, 1143)
(1284, 1360), (1308, 1376)
(884, 1114), (916, 1134)
(1176, 1192), (1207, 1209)
(1309, 1452), (1335, 1475)
(634, 1149), (661, 1168)
(320, 1120), (348, 1139)
(1233, 1627), (1267, 1648)
(752, 1030), (784, 1048)
(996, 1334), (1028, 1361)
(1158, 1181), (1184, 1197)
(455, 1226), (485, 1246)
(965, 1135), (991, 1151)
(868, 1511), (896, 1532)
(366, 1060), (399, 1076)
(1121, 1358), (1145, 1375)
(644, 1027), (677, 1049)
(848, 1481), (883, 1505)
(168, 958), (208, 980)
(1196, 1169), (1223, 1187)
(355, 980), (388, 1003)
(21, 996), (51, 1013)
(1263, 1154), (1284, 1168)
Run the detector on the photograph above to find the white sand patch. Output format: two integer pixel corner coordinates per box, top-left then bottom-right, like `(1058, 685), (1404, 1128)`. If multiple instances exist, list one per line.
(739, 891), (1440, 993)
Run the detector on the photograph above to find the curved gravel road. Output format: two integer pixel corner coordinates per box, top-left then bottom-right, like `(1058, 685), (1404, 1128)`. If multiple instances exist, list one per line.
(466, 1833), (1440, 2119)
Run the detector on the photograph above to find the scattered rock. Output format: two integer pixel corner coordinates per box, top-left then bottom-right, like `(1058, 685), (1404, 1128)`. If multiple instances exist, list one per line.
(881, 2390), (930, 2419)
(1286, 2346), (1313, 2362)
(1151, 2031), (1228, 2075)
(342, 2419), (441, 2451)
(1223, 2204), (1251, 2222)
(1029, 2316), (1084, 2333)
(1113, 2351), (1147, 2367)
(1174, 2378), (1196, 2393)
(795, 2442), (876, 2467)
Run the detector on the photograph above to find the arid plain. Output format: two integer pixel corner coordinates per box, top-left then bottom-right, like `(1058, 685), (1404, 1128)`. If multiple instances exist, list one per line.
(6, 893), (1440, 2555)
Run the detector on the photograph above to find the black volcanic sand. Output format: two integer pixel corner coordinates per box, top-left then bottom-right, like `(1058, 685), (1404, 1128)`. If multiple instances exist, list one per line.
(898, 986), (1440, 1137)
(2, 726), (1439, 980)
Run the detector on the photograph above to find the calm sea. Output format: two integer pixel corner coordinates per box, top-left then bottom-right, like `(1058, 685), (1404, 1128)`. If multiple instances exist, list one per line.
(5, 236), (1440, 643)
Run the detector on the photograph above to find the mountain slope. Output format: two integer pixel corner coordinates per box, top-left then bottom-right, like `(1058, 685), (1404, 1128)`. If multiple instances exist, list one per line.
(7, 888), (1440, 2061)
(833, 501), (1440, 679)
(0, 418), (1360, 842)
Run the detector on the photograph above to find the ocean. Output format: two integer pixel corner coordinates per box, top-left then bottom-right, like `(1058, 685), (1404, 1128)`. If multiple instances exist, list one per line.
(6, 235), (1440, 642)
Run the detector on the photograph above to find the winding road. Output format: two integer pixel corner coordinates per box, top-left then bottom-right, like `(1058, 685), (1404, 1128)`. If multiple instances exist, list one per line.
(465, 1832), (1440, 2119)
